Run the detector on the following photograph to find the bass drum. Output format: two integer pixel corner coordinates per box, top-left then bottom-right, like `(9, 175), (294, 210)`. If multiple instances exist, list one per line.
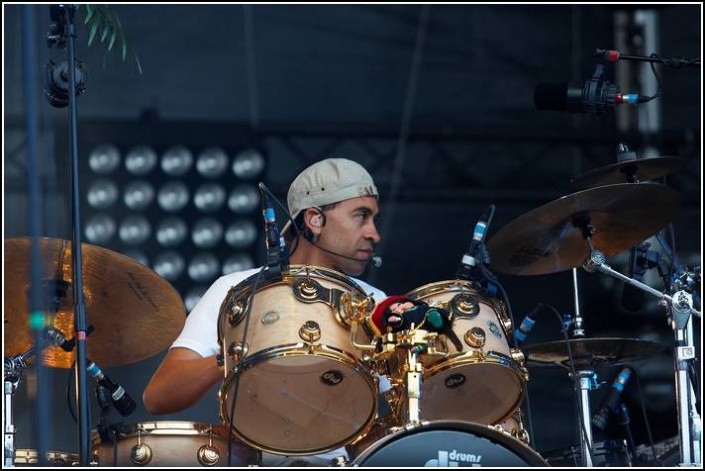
(350, 420), (548, 467)
(217, 265), (378, 456)
(404, 280), (528, 425)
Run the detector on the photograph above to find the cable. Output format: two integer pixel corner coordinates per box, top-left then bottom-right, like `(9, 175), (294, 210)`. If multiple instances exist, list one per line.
(227, 266), (264, 466)
(633, 370), (660, 465)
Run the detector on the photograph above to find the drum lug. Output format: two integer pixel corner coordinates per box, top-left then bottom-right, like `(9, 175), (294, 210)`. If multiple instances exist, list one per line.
(228, 341), (248, 363)
(299, 320), (321, 343)
(450, 293), (479, 317)
(293, 278), (324, 301)
(464, 327), (486, 348)
(197, 444), (220, 466)
(130, 443), (153, 466)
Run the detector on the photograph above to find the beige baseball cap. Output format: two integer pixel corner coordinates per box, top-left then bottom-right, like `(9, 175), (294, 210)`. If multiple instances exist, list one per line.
(281, 158), (378, 236)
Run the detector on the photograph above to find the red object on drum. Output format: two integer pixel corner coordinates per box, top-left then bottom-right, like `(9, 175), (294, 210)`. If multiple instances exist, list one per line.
(371, 295), (408, 330)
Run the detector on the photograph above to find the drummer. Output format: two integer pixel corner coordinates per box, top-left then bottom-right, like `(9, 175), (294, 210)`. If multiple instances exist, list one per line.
(143, 157), (387, 463)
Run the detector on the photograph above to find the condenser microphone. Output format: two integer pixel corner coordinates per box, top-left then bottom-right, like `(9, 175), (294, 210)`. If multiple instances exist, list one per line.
(457, 205), (495, 280)
(307, 235), (382, 269)
(534, 81), (644, 116)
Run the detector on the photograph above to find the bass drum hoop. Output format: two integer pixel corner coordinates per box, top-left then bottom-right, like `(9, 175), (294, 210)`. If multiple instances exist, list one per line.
(351, 420), (548, 467)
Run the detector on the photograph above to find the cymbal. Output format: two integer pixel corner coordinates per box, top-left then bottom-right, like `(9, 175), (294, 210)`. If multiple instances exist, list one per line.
(486, 183), (681, 275)
(4, 237), (186, 368)
(571, 157), (686, 189)
(523, 337), (665, 368)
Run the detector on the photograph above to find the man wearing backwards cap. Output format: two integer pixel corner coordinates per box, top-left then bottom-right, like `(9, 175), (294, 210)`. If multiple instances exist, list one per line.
(143, 158), (387, 465)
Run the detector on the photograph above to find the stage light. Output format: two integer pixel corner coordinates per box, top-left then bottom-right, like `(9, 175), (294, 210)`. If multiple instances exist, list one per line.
(88, 144), (121, 174)
(161, 146), (193, 176)
(125, 146), (158, 175)
(228, 184), (260, 214)
(156, 217), (188, 247)
(225, 219), (258, 249)
(158, 181), (190, 212)
(85, 214), (116, 244)
(188, 253), (220, 282)
(119, 215), (151, 245)
(194, 183), (226, 212)
(232, 148), (265, 179)
(153, 251), (185, 281)
(222, 254), (255, 275)
(197, 147), (229, 178)
(191, 218), (223, 249)
(87, 179), (119, 209)
(123, 180), (155, 210)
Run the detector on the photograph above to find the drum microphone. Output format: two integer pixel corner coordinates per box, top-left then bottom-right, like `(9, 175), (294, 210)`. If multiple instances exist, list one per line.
(514, 305), (540, 344)
(457, 205), (494, 280)
(259, 183), (288, 274)
(45, 328), (136, 416)
(592, 367), (632, 430)
(87, 361), (137, 417)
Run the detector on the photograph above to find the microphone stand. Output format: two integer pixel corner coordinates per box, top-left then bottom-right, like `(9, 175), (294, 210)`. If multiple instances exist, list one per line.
(595, 48), (700, 69)
(582, 248), (701, 466)
(47, 5), (92, 465)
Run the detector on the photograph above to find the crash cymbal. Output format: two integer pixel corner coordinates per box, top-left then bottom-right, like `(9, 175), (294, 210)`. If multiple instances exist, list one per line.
(523, 338), (665, 368)
(571, 156), (686, 189)
(486, 183), (681, 275)
(4, 237), (186, 368)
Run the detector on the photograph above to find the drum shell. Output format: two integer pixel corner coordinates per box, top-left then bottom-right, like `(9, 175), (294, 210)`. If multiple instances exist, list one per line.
(217, 265), (378, 455)
(91, 421), (258, 467)
(401, 280), (528, 424)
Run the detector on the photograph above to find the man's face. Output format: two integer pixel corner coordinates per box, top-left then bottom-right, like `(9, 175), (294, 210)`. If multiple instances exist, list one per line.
(318, 196), (381, 276)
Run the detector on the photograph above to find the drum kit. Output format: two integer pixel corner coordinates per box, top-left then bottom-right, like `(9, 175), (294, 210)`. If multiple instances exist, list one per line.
(3, 154), (700, 467)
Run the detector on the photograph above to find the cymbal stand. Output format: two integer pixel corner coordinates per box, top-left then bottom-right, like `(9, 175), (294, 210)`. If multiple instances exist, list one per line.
(4, 347), (35, 467)
(567, 218), (598, 467)
(582, 249), (702, 466)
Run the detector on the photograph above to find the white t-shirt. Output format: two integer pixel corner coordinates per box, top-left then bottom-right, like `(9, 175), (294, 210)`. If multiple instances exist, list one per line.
(170, 266), (388, 467)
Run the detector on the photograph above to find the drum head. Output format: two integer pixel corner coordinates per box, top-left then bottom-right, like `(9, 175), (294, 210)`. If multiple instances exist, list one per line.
(351, 421), (548, 467)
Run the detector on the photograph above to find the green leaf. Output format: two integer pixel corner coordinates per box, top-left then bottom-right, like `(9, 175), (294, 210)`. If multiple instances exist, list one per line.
(134, 54), (143, 76)
(84, 4), (95, 24)
(87, 18), (99, 47)
(107, 30), (117, 52)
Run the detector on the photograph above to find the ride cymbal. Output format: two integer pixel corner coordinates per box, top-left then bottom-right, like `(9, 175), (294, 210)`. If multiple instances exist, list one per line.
(523, 337), (665, 368)
(486, 183), (681, 276)
(4, 237), (186, 368)
(571, 156), (686, 189)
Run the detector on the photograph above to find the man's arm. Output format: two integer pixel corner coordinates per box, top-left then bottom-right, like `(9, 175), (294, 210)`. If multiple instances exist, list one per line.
(143, 347), (223, 415)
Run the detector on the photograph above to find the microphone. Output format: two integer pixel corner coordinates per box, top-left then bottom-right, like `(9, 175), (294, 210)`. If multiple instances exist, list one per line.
(534, 79), (645, 116)
(457, 205), (494, 280)
(87, 361), (137, 417)
(308, 237), (383, 269)
(592, 367), (632, 430)
(514, 305), (540, 344)
(259, 183), (288, 274)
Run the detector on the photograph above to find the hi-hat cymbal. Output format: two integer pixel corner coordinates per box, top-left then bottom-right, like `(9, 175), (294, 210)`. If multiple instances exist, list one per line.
(571, 157), (686, 189)
(486, 183), (681, 276)
(4, 237), (186, 368)
(523, 338), (665, 368)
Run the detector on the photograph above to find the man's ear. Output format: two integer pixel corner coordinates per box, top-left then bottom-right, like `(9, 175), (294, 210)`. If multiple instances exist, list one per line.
(303, 208), (323, 237)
